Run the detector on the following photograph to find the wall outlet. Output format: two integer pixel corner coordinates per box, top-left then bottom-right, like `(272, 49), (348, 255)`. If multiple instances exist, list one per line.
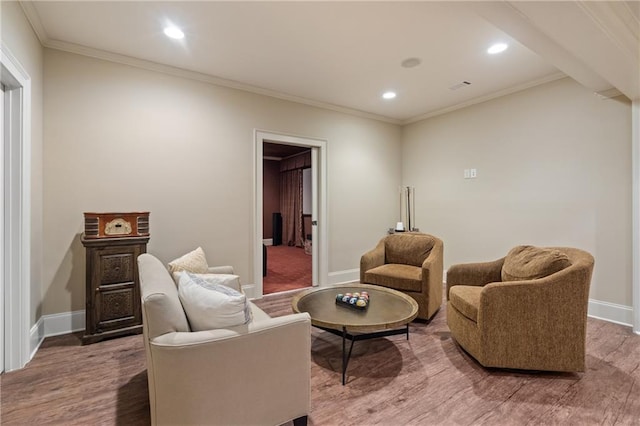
(470, 168), (477, 178)
(464, 169), (470, 179)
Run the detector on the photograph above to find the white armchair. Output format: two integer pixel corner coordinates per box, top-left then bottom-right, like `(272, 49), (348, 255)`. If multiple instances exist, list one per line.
(137, 253), (311, 426)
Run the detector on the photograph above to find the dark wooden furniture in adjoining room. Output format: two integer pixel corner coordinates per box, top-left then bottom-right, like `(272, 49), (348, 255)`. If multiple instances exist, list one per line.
(81, 212), (150, 344)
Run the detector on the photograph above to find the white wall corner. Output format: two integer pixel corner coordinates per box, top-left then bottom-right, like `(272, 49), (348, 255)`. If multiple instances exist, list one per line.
(587, 299), (633, 328)
(328, 269), (360, 285)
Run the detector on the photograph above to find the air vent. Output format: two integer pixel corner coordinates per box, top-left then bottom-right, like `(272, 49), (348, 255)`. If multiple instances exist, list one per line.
(449, 81), (472, 91)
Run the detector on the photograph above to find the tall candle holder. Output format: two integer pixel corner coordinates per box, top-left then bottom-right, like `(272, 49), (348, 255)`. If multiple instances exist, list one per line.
(398, 186), (417, 232)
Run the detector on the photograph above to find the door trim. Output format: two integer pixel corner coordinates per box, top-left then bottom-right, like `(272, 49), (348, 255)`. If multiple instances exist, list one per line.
(1, 43), (32, 371)
(253, 130), (328, 298)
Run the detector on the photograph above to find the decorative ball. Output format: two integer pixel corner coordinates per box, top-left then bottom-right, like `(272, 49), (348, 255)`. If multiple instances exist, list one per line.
(336, 294), (343, 302)
(356, 299), (367, 307)
(345, 293), (352, 298)
(349, 297), (358, 304)
(353, 292), (360, 298)
(342, 295), (350, 303)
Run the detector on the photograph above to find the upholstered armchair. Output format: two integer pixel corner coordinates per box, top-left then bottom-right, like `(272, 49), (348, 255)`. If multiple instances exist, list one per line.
(138, 253), (311, 426)
(360, 233), (444, 320)
(446, 245), (594, 372)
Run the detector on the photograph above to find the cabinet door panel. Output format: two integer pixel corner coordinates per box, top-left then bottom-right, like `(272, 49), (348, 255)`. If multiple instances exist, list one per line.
(100, 253), (135, 285)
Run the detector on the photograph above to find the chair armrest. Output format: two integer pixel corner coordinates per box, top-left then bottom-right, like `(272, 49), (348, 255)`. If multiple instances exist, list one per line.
(477, 268), (591, 370)
(446, 257), (504, 300)
(208, 265), (234, 274)
(360, 240), (385, 282)
(421, 239), (444, 294)
(149, 313), (311, 425)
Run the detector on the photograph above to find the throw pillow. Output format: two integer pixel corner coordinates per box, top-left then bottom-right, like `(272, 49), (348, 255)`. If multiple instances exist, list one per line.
(501, 245), (571, 282)
(178, 272), (251, 330)
(168, 247), (209, 274)
(172, 271), (242, 293)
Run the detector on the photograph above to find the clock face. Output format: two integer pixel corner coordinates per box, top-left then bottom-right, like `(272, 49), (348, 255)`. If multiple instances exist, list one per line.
(104, 218), (133, 236)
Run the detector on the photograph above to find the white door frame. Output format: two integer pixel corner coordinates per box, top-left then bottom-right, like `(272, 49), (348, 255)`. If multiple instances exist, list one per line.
(253, 130), (328, 298)
(1, 44), (32, 371)
(633, 99), (640, 335)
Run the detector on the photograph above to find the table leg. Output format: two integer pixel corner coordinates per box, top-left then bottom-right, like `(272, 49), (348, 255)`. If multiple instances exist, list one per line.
(342, 327), (355, 385)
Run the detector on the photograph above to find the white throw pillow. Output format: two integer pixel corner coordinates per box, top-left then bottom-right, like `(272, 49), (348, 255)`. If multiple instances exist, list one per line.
(168, 247), (209, 274)
(178, 272), (251, 330)
(172, 271), (242, 293)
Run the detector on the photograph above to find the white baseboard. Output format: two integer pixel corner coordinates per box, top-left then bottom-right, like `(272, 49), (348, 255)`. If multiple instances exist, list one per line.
(26, 296), (633, 358)
(29, 317), (45, 360)
(328, 268), (360, 285)
(587, 299), (632, 327)
(263, 239), (273, 246)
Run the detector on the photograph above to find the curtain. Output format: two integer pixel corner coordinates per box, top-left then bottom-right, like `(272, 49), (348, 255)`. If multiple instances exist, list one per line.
(280, 169), (304, 247)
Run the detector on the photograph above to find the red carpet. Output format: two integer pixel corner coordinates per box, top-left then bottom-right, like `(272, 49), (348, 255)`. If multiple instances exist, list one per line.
(263, 245), (312, 294)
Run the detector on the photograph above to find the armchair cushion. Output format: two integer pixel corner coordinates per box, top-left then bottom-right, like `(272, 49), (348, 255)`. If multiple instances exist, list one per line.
(385, 233), (435, 266)
(364, 264), (422, 292)
(449, 285), (482, 322)
(501, 245), (571, 282)
(178, 272), (251, 330)
(168, 246), (209, 274)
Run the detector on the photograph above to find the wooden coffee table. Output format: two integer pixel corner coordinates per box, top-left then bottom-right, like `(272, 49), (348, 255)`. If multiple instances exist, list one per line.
(291, 283), (419, 384)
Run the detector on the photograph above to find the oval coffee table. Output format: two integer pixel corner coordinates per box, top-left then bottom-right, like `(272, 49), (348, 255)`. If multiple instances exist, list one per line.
(292, 283), (419, 385)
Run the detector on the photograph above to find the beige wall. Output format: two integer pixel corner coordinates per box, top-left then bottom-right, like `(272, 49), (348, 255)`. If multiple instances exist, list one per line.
(1, 1), (45, 325)
(403, 77), (632, 306)
(43, 49), (402, 315)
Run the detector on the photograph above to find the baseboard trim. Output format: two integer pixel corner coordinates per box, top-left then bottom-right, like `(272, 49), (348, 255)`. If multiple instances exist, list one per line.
(27, 297), (633, 353)
(29, 317), (45, 360)
(263, 239), (273, 246)
(328, 268), (360, 285)
(587, 299), (632, 327)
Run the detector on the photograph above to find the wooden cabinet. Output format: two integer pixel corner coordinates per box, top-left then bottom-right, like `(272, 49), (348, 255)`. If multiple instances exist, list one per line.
(81, 235), (149, 344)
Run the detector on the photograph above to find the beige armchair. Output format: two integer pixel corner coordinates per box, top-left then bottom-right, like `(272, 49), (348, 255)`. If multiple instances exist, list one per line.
(446, 246), (594, 372)
(137, 253), (311, 426)
(360, 233), (444, 320)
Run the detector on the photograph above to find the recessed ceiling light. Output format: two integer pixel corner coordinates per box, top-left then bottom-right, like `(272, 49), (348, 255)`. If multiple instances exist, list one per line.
(382, 91), (397, 100)
(401, 57), (422, 68)
(164, 26), (185, 40)
(487, 43), (508, 54)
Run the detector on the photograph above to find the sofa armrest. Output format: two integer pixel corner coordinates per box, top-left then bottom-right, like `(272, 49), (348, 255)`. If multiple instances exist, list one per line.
(360, 240), (385, 282)
(148, 313), (311, 426)
(445, 257), (504, 300)
(208, 265), (234, 274)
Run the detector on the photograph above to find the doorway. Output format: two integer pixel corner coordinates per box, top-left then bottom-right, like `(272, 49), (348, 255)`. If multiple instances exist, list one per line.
(254, 130), (327, 299)
(262, 142), (312, 294)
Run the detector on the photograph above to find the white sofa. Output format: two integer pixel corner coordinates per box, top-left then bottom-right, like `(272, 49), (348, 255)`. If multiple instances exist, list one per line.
(137, 253), (311, 426)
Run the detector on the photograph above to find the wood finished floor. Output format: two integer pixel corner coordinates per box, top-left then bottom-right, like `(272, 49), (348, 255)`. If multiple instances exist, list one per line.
(2, 289), (639, 425)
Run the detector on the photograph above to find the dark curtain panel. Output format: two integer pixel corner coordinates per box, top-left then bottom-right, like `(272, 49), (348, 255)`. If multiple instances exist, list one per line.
(280, 169), (304, 247)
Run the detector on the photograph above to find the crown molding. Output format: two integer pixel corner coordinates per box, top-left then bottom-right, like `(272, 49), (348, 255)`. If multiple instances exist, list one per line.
(402, 72), (567, 125)
(41, 40), (403, 125)
(19, 1), (49, 44)
(17, 0), (576, 126)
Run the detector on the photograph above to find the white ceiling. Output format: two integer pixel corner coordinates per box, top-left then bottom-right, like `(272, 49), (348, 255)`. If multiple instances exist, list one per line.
(20, 1), (640, 124)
